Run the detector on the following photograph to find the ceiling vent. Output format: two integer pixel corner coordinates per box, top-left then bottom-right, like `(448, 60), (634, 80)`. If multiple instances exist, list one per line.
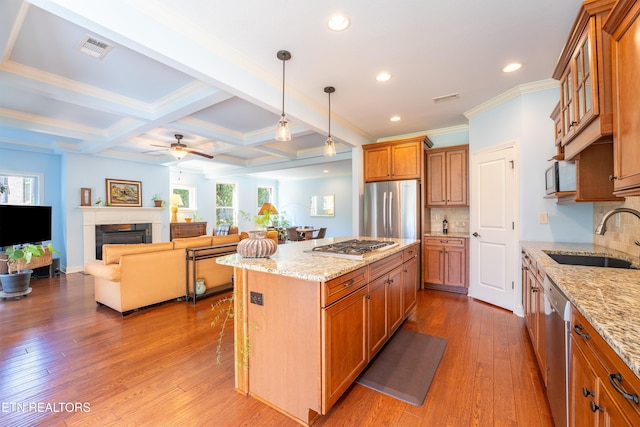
(77, 35), (113, 59)
(432, 93), (460, 103)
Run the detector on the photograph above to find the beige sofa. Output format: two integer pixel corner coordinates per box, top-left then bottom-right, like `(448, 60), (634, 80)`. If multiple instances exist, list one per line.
(84, 234), (241, 315)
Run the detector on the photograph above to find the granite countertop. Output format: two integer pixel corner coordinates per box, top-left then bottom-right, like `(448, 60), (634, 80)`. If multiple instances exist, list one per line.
(424, 232), (470, 238)
(217, 236), (419, 282)
(521, 241), (640, 380)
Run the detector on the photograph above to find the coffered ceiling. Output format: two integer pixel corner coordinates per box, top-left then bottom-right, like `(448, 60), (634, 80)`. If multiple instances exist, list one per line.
(0, 0), (582, 179)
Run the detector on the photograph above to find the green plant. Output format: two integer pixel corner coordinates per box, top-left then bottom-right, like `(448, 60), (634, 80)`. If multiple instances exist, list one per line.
(151, 193), (161, 201)
(94, 197), (103, 206)
(1, 243), (61, 273)
(192, 211), (203, 222)
(239, 209), (288, 230)
(210, 292), (251, 368)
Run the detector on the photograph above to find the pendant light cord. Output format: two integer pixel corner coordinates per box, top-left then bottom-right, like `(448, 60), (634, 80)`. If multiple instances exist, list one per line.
(281, 58), (286, 118)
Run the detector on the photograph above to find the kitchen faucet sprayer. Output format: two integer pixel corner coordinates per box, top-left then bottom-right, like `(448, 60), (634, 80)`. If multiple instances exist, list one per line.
(594, 208), (640, 235)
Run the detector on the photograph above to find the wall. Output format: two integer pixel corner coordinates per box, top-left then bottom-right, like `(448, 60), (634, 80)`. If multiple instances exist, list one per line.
(65, 153), (170, 272)
(0, 147), (64, 264)
(277, 174), (353, 238)
(469, 87), (594, 243)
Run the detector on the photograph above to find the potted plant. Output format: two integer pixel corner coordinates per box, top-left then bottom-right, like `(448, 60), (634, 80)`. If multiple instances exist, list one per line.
(0, 243), (60, 294)
(151, 194), (165, 208)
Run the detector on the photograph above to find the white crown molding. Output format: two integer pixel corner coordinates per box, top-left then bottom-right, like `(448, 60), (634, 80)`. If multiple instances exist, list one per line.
(464, 79), (559, 119)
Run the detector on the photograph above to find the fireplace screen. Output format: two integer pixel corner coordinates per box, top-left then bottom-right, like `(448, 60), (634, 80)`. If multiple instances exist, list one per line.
(95, 223), (151, 259)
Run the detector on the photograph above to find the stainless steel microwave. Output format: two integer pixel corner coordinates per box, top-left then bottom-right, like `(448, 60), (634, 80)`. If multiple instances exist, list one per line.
(545, 161), (576, 195)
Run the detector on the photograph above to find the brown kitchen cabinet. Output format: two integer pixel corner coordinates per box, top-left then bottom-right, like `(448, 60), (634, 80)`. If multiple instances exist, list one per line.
(551, 142), (623, 204)
(423, 236), (468, 293)
(569, 305), (640, 426)
(170, 221), (207, 240)
(323, 283), (369, 412)
(402, 245), (419, 316)
(521, 250), (546, 385)
(552, 0), (616, 160)
(425, 144), (468, 207)
(603, 0), (640, 196)
(363, 136), (431, 182)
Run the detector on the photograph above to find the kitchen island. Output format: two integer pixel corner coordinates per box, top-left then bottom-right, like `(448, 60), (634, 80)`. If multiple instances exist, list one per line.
(217, 236), (420, 425)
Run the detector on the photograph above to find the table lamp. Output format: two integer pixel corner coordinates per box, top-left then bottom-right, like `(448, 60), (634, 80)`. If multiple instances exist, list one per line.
(170, 194), (183, 223)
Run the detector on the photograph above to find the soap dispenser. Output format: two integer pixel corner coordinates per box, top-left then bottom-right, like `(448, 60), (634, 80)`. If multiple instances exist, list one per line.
(443, 217), (448, 234)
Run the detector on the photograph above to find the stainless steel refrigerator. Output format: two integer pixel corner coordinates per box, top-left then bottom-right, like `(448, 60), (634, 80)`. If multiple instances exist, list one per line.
(363, 179), (420, 239)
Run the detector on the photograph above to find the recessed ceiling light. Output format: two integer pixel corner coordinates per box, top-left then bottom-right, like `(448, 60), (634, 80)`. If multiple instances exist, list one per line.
(502, 63), (522, 73)
(390, 116), (401, 122)
(376, 72), (392, 82)
(323, 170), (329, 173)
(328, 15), (350, 31)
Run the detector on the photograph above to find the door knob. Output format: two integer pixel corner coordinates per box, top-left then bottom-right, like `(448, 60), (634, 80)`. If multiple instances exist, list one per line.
(472, 232), (480, 237)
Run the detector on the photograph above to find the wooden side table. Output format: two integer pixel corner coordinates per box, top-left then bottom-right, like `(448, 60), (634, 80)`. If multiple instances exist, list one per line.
(170, 222), (207, 240)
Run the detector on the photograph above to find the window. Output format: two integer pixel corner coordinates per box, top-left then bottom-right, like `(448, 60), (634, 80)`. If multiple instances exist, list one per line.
(216, 183), (236, 226)
(0, 171), (43, 205)
(257, 186), (273, 210)
(171, 186), (196, 210)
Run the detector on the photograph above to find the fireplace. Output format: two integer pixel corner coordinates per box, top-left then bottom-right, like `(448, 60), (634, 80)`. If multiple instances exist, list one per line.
(81, 207), (163, 267)
(95, 223), (152, 260)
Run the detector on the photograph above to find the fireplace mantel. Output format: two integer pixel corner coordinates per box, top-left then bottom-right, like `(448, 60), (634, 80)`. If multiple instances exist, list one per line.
(81, 206), (163, 265)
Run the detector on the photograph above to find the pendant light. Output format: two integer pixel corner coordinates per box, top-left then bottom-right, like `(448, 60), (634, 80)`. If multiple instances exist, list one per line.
(275, 50), (292, 141)
(324, 86), (336, 157)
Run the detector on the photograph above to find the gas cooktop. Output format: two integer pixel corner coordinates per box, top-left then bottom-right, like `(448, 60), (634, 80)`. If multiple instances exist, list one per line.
(307, 239), (397, 259)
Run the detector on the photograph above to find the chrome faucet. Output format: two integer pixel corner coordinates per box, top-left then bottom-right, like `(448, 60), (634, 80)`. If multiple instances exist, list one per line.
(595, 208), (640, 235)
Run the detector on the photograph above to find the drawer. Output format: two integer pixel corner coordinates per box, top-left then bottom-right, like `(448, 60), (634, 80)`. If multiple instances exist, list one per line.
(571, 305), (640, 419)
(322, 266), (368, 308)
(424, 237), (465, 247)
(369, 251), (403, 280)
(403, 244), (419, 261)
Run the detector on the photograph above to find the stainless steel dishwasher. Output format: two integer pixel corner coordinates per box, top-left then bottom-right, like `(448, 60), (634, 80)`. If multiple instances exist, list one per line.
(543, 275), (570, 427)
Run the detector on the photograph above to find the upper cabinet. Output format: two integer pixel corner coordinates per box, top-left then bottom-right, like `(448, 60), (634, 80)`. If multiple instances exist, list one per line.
(363, 136), (432, 182)
(425, 144), (468, 207)
(552, 0), (616, 160)
(604, 0), (640, 196)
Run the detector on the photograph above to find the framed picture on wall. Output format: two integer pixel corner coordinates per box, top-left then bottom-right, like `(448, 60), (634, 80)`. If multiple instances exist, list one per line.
(80, 188), (92, 206)
(106, 179), (142, 207)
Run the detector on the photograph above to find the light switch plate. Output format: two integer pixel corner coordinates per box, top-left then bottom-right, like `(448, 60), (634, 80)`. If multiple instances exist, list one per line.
(539, 212), (548, 224)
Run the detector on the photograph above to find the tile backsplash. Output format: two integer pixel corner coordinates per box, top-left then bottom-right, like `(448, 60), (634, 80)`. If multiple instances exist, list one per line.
(594, 196), (640, 257)
(429, 208), (470, 234)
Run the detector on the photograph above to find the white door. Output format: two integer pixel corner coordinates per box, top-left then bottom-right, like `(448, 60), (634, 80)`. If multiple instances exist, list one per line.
(468, 143), (518, 311)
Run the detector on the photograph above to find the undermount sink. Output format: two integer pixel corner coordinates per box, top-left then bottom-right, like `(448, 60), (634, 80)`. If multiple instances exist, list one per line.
(545, 252), (633, 269)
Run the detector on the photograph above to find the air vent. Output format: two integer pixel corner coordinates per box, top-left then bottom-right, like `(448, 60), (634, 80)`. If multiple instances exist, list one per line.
(77, 35), (113, 59)
(432, 93), (460, 103)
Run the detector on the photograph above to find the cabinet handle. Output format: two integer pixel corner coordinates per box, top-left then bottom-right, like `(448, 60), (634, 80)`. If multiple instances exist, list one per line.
(531, 287), (539, 293)
(343, 279), (355, 288)
(472, 232), (480, 237)
(590, 402), (603, 412)
(523, 266), (529, 271)
(609, 175), (617, 181)
(440, 240), (449, 243)
(569, 121), (577, 128)
(573, 324), (590, 340)
(582, 387), (595, 398)
(609, 373), (640, 404)
(366, 294), (370, 300)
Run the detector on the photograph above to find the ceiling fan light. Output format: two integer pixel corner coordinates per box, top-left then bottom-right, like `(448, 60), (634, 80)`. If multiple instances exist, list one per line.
(275, 117), (291, 141)
(171, 148), (188, 160)
(324, 137), (336, 157)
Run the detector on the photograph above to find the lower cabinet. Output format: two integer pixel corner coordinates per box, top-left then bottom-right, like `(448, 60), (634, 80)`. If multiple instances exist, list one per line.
(423, 236), (468, 293)
(323, 284), (369, 412)
(521, 250), (546, 384)
(323, 242), (419, 413)
(569, 305), (640, 426)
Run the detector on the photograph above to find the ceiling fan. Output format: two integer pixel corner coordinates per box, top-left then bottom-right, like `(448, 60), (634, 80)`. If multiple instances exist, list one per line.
(150, 134), (214, 160)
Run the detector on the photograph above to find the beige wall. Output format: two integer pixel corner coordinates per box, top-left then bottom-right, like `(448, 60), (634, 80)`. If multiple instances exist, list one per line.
(594, 196), (640, 256)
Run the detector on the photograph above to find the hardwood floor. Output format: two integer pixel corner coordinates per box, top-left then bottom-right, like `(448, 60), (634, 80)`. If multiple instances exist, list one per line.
(0, 273), (553, 426)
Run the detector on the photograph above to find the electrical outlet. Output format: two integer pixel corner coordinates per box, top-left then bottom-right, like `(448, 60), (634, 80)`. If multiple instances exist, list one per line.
(250, 291), (264, 306)
(539, 212), (548, 224)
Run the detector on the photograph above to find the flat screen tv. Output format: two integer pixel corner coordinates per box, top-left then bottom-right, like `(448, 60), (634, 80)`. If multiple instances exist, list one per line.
(0, 205), (52, 247)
